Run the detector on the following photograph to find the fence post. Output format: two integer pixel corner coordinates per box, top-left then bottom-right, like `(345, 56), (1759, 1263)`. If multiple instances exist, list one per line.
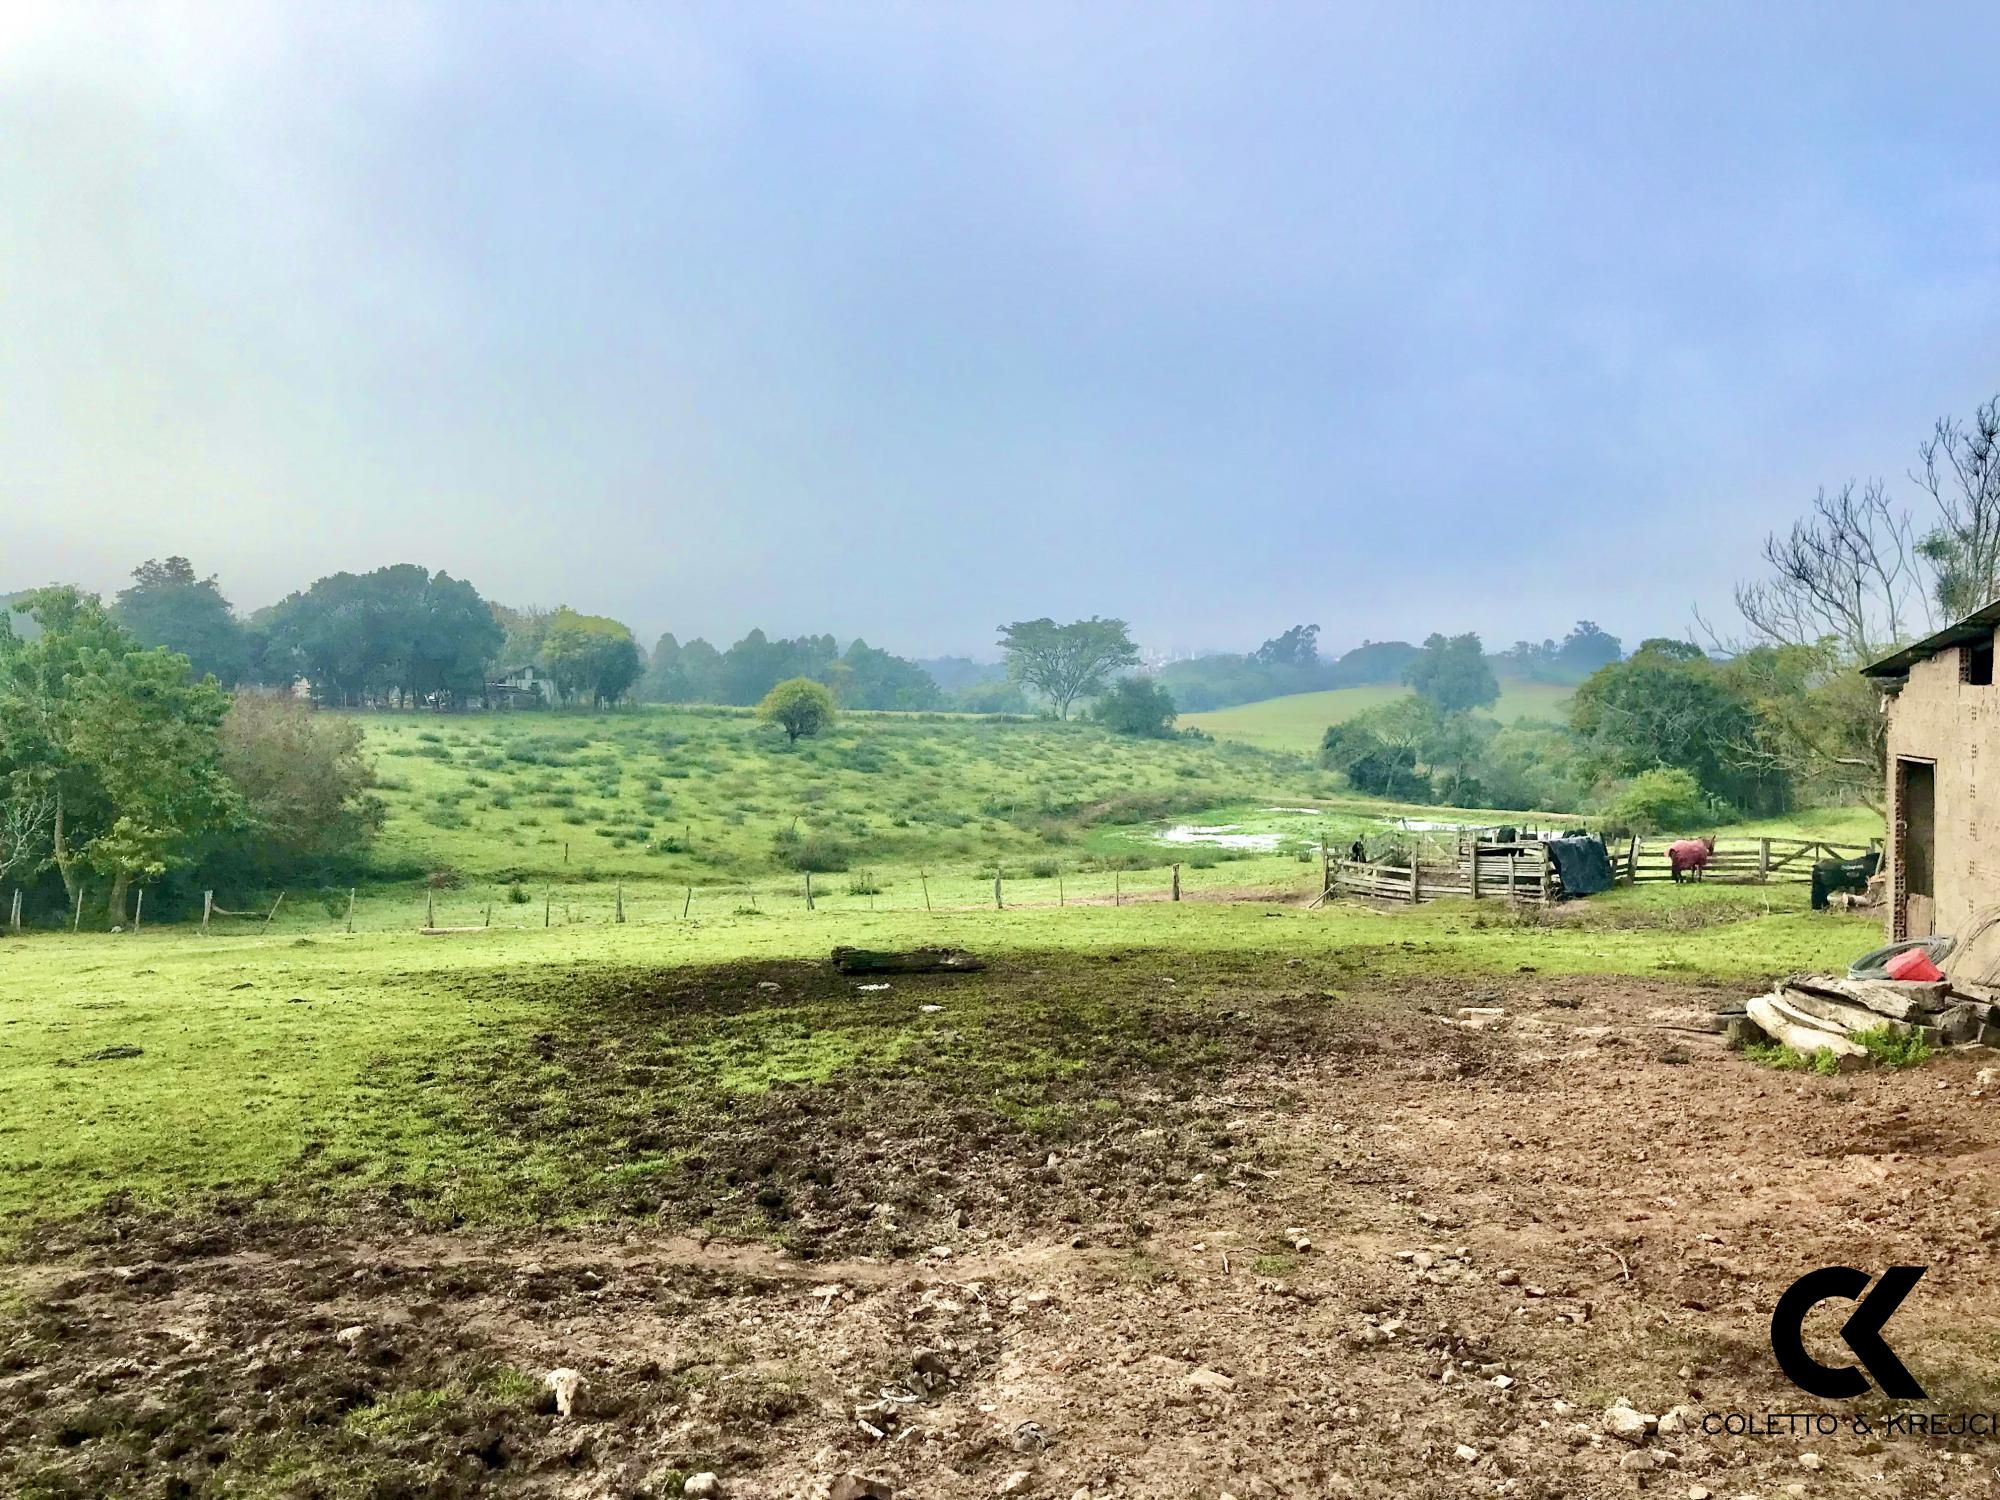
(1171, 863), (1181, 901)
(346, 889), (355, 933)
(1058, 872), (1065, 907)
(1628, 838), (1641, 884)
(74, 886), (84, 932)
(1469, 844), (1482, 899)
(426, 888), (435, 929)
(1114, 871), (1122, 907)
(805, 871), (814, 911)
(202, 890), (213, 934)
(919, 868), (930, 912)
(682, 886), (692, 919)
(994, 870), (1003, 910)
(546, 889), (553, 927)
(134, 889), (143, 933)
(1759, 837), (1772, 883)
(1410, 858), (1421, 903)
(484, 900), (493, 928)
(615, 883), (625, 923)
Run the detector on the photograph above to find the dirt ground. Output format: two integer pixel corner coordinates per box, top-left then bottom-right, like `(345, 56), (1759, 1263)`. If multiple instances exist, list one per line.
(6, 968), (2000, 1499)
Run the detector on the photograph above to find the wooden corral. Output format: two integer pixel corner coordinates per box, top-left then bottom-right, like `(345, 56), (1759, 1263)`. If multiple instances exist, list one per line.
(1322, 833), (1879, 906)
(1326, 840), (1560, 904)
(1623, 835), (1877, 885)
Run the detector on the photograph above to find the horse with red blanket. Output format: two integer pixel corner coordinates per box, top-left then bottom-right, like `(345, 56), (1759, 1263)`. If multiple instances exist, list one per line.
(1668, 836), (1716, 883)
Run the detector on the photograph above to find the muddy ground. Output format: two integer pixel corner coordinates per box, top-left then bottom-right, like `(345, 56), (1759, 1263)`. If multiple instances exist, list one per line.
(6, 960), (2000, 1498)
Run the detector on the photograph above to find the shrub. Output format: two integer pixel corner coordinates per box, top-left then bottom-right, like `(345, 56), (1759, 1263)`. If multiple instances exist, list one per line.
(214, 694), (384, 877)
(1603, 767), (1714, 835)
(1091, 677), (1178, 738)
(757, 678), (837, 744)
(770, 826), (855, 872)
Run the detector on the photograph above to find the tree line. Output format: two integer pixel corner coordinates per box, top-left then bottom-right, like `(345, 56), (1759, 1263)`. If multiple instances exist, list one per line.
(1317, 634), (1796, 830)
(1154, 620), (1622, 712)
(16, 556), (1199, 721)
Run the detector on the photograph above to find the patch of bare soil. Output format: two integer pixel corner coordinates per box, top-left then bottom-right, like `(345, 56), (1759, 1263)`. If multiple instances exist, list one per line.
(7, 974), (2000, 1498)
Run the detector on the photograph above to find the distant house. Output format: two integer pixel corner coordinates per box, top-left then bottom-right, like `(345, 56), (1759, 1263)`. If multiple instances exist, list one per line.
(1862, 602), (2000, 939)
(486, 663), (547, 709)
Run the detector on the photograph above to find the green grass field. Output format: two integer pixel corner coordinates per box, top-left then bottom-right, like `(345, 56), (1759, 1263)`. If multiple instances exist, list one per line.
(363, 706), (1327, 886)
(0, 701), (1900, 1500)
(1182, 676), (1574, 753)
(0, 705), (1886, 1238)
(0, 883), (1874, 1235)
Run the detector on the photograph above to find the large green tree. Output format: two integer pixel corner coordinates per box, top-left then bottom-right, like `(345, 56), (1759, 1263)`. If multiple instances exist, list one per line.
(0, 588), (236, 923)
(114, 557), (251, 686)
(997, 617), (1139, 719)
(1404, 632), (1499, 714)
(539, 609), (644, 707)
(1570, 640), (1789, 815)
(259, 565), (502, 706)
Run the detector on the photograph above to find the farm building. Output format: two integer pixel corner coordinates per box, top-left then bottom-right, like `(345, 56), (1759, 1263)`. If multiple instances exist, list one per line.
(1862, 599), (2000, 940)
(485, 663), (548, 708)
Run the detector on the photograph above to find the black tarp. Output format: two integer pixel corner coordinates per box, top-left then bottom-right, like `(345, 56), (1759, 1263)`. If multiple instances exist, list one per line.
(1546, 834), (1615, 898)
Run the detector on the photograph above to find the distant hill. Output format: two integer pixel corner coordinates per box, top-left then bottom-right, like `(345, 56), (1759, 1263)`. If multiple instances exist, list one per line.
(1182, 677), (1574, 755)
(1155, 639), (1421, 712)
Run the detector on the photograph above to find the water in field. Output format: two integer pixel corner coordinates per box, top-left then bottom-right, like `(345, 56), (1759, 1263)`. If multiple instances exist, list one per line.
(1157, 823), (1288, 851)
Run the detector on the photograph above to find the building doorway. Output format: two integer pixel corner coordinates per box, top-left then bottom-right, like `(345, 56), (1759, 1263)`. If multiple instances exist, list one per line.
(1896, 757), (1936, 939)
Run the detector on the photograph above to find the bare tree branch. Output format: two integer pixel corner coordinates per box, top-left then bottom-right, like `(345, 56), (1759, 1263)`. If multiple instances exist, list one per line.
(0, 781), (55, 883)
(1913, 395), (2000, 618)
(1735, 479), (1922, 660)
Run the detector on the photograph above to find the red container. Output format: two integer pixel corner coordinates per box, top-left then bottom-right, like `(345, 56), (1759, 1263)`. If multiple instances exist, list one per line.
(1885, 947), (1943, 983)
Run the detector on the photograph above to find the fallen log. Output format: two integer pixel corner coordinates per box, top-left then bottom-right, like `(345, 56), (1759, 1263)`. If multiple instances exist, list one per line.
(830, 946), (986, 975)
(1746, 992), (1869, 1066)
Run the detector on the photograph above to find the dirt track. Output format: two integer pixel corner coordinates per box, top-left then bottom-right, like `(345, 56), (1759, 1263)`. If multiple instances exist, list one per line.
(6, 973), (2000, 1498)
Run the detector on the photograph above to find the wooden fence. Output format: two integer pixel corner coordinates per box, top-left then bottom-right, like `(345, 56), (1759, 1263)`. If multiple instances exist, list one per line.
(1325, 834), (1880, 905)
(1622, 836), (1877, 885)
(1327, 841), (1557, 905)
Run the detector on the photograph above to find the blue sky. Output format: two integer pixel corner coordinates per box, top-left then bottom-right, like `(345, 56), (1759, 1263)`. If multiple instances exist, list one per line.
(4, 3), (1998, 659)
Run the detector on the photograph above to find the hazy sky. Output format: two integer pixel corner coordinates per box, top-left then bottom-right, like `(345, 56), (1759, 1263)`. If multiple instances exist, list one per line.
(6, 3), (1998, 659)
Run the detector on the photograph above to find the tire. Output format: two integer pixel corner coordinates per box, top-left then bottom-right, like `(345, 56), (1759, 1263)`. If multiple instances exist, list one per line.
(1847, 935), (1954, 981)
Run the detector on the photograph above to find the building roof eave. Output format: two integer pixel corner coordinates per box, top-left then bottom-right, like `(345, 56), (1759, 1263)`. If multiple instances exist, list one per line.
(1861, 599), (2000, 681)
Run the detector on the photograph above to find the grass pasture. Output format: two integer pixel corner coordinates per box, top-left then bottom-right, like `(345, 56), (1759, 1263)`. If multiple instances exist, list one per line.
(364, 707), (1326, 887)
(0, 705), (1927, 1500)
(1182, 674), (1574, 753)
(0, 883), (1873, 1236)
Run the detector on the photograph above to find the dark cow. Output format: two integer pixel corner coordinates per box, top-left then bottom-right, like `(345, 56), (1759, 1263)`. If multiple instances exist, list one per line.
(1811, 850), (1881, 911)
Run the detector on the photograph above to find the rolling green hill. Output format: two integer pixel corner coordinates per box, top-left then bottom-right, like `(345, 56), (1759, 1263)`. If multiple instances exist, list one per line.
(362, 706), (1330, 885)
(1182, 677), (1573, 754)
